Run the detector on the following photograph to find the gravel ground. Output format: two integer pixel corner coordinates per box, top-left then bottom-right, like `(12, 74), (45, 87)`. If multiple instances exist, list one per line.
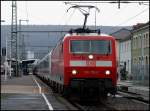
(106, 96), (149, 110)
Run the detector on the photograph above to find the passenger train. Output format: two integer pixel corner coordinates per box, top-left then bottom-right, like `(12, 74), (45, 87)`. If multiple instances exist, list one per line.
(33, 28), (117, 101)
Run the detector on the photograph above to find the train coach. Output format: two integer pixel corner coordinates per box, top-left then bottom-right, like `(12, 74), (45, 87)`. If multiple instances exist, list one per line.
(33, 28), (117, 100)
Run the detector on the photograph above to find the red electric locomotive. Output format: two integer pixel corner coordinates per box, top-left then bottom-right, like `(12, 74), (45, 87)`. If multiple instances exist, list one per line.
(33, 5), (117, 101)
(34, 28), (117, 100)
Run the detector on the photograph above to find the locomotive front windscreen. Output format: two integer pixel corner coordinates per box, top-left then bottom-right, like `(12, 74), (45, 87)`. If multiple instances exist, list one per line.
(70, 40), (111, 54)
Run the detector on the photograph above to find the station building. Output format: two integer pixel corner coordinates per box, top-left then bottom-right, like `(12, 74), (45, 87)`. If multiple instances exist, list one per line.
(110, 28), (132, 81)
(131, 21), (149, 86)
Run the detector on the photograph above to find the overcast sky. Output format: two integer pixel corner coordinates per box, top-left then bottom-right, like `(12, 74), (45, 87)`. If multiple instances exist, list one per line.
(1, 1), (149, 26)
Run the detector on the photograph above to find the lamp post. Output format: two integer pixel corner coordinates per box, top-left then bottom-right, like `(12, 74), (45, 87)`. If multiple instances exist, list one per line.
(8, 39), (15, 78)
(5, 31), (8, 80)
(19, 19), (29, 61)
(1, 20), (8, 80)
(1, 20), (15, 79)
(18, 19), (29, 76)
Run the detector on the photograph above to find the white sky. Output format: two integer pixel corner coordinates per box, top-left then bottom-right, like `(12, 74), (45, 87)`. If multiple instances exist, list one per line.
(1, 1), (149, 26)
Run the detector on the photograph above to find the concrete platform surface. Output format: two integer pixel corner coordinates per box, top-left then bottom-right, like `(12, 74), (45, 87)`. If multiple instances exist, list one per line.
(117, 80), (149, 101)
(1, 75), (77, 110)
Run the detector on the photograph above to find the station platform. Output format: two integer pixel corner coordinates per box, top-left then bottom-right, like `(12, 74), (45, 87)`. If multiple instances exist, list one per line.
(1, 75), (77, 110)
(1, 75), (50, 93)
(117, 80), (149, 101)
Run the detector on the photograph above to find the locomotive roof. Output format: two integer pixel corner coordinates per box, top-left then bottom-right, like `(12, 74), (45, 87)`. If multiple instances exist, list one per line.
(64, 33), (112, 38)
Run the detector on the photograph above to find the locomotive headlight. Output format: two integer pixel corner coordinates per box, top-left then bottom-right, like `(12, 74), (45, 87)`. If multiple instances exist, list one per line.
(105, 70), (110, 75)
(72, 70), (77, 75)
(89, 55), (93, 59)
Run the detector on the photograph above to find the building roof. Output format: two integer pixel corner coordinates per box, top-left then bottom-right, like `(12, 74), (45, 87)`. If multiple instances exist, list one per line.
(110, 28), (132, 41)
(132, 21), (149, 32)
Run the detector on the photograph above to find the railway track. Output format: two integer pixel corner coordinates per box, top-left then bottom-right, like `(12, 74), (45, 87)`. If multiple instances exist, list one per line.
(117, 90), (149, 104)
(37, 75), (118, 110)
(65, 90), (149, 110)
(68, 100), (118, 110)
(37, 75), (149, 110)
(66, 96), (118, 110)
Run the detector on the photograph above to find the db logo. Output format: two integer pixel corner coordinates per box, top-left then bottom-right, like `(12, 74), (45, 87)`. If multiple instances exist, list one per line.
(86, 61), (96, 66)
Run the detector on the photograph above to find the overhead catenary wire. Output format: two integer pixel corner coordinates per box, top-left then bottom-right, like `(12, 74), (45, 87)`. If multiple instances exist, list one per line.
(64, 1), (149, 4)
(103, 3), (134, 26)
(94, 3), (98, 30)
(65, 8), (76, 26)
(25, 1), (29, 22)
(63, 8), (76, 33)
(18, 2), (48, 25)
(116, 7), (149, 26)
(111, 4), (129, 17)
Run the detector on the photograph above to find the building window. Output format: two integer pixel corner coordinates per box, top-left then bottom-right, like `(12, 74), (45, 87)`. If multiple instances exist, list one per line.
(122, 43), (123, 52)
(144, 56), (146, 65)
(125, 42), (127, 52)
(128, 42), (129, 51)
(132, 38), (134, 49)
(145, 56), (148, 65)
(138, 57), (142, 65)
(134, 58), (137, 64)
(120, 44), (122, 52)
(127, 42), (128, 51)
(134, 37), (136, 49)
(138, 35), (141, 49)
(133, 58), (135, 64)
(124, 42), (125, 52)
(127, 60), (130, 72)
(125, 42), (127, 51)
(148, 56), (150, 65)
(146, 33), (149, 47)
(133, 37), (135, 49)
(145, 34), (147, 47)
(134, 38), (136, 49)
(136, 37), (138, 49)
(135, 58), (137, 64)
(148, 33), (149, 47)
(144, 34), (146, 48)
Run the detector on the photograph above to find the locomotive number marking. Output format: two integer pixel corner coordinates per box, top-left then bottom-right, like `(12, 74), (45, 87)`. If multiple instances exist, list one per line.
(86, 61), (96, 66)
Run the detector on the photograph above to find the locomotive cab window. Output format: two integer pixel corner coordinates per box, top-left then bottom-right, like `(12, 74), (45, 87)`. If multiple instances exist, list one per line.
(70, 40), (90, 53)
(70, 40), (111, 54)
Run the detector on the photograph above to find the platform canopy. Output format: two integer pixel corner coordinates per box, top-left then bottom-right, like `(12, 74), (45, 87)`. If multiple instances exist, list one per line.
(21, 59), (38, 64)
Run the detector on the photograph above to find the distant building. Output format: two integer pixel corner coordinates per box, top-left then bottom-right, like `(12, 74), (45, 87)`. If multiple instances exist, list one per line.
(27, 51), (34, 59)
(1, 25), (132, 60)
(110, 28), (132, 80)
(131, 22), (149, 86)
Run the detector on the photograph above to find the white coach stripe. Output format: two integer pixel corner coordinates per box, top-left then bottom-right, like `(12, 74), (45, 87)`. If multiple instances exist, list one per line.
(96, 61), (112, 66)
(70, 60), (86, 66)
(70, 60), (112, 67)
(33, 76), (53, 110)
